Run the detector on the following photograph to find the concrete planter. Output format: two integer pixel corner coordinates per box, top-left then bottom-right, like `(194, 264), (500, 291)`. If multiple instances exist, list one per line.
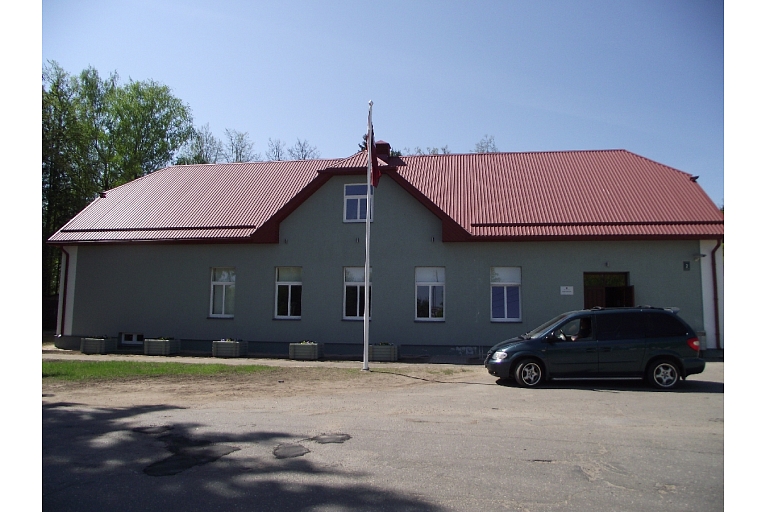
(80, 337), (117, 354)
(144, 339), (180, 356)
(289, 343), (323, 360)
(370, 344), (398, 362)
(212, 340), (248, 358)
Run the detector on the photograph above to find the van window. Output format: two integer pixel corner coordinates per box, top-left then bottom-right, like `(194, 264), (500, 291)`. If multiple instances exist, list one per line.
(644, 312), (688, 338)
(594, 313), (644, 340)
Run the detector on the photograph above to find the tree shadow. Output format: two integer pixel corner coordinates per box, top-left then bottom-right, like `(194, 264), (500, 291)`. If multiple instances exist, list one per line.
(43, 400), (443, 511)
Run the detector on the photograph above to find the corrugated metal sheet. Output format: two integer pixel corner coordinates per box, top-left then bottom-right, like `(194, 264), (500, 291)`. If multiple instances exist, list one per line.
(48, 149), (723, 244)
(49, 158), (342, 243)
(394, 150), (723, 239)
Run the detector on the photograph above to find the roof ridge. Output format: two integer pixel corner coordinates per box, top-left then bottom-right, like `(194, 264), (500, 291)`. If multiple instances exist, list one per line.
(399, 149), (629, 158)
(619, 150), (693, 178)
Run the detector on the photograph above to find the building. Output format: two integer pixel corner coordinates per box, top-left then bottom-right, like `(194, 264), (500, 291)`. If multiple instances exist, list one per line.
(48, 143), (724, 361)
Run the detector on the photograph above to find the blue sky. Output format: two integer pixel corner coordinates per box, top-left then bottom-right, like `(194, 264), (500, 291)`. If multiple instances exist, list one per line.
(42, 0), (724, 205)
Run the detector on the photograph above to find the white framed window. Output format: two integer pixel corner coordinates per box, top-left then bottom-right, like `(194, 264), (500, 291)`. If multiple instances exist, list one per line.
(415, 267), (445, 321)
(491, 267), (521, 322)
(275, 267), (302, 319)
(344, 183), (373, 222)
(344, 267), (371, 319)
(210, 267), (235, 317)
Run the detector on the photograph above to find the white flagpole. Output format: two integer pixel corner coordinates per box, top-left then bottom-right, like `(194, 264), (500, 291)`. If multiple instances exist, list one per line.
(363, 100), (373, 371)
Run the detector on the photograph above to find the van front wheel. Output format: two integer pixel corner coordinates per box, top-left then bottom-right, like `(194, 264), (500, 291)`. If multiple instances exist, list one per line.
(514, 359), (543, 388)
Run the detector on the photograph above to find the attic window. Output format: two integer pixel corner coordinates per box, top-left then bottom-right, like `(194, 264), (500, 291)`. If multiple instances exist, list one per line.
(344, 184), (373, 222)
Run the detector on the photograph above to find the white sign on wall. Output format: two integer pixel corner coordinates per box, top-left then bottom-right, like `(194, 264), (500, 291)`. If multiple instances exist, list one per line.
(560, 286), (574, 296)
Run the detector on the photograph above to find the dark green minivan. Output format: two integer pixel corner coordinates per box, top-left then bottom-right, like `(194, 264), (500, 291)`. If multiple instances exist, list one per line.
(484, 307), (705, 389)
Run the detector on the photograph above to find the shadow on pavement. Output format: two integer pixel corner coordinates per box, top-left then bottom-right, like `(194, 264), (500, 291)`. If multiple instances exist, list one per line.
(494, 378), (723, 394)
(43, 401), (443, 512)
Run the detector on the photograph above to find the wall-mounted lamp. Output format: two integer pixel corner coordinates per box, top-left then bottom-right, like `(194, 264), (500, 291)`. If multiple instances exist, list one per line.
(283, 238), (288, 244)
(431, 236), (435, 243)
(693, 253), (707, 261)
(604, 261), (609, 268)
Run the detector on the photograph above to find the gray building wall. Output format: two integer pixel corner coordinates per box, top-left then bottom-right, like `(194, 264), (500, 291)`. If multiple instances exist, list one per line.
(67, 175), (706, 350)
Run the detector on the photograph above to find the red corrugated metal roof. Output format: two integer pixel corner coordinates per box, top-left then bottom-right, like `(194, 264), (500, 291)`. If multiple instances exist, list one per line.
(391, 150), (723, 240)
(48, 149), (723, 244)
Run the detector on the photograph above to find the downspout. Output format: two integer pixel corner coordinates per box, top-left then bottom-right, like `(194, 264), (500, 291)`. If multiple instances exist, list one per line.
(710, 239), (722, 349)
(58, 247), (70, 337)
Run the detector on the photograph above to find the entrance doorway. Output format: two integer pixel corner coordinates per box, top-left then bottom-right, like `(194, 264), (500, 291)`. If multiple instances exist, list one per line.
(583, 272), (634, 308)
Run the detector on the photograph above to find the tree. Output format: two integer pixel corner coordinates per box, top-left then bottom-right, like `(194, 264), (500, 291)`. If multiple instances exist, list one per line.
(75, 66), (120, 192)
(111, 79), (194, 181)
(175, 123), (223, 165)
(42, 61), (195, 297)
(223, 129), (260, 163)
(358, 133), (369, 152)
(288, 138), (320, 160)
(473, 134), (498, 153)
(43, 63), (93, 297)
(266, 138), (287, 161)
(400, 146), (450, 156)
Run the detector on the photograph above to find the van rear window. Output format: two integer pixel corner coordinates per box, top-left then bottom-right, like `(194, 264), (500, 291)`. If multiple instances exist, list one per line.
(644, 312), (688, 338)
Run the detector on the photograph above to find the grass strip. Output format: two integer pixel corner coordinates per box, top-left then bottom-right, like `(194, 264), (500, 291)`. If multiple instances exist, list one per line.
(42, 360), (276, 381)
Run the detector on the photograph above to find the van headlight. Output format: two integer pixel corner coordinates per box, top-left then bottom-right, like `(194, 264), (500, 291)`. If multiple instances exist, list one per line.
(491, 351), (508, 361)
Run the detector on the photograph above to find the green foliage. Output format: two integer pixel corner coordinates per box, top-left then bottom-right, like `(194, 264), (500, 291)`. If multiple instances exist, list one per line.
(42, 62), (194, 296)
(42, 360), (275, 381)
(111, 79), (194, 181)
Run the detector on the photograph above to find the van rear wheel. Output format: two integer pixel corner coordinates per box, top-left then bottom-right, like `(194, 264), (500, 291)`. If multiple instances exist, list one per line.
(647, 360), (680, 389)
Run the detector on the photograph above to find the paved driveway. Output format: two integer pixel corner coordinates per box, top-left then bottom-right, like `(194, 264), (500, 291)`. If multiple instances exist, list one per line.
(43, 354), (723, 512)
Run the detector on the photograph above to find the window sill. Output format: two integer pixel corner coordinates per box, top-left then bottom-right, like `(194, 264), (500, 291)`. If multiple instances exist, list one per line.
(343, 317), (371, 321)
(415, 318), (445, 322)
(274, 316), (301, 321)
(491, 319), (522, 323)
(208, 315), (234, 319)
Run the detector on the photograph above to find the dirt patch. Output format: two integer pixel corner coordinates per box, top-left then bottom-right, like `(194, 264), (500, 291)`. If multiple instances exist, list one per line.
(42, 357), (492, 408)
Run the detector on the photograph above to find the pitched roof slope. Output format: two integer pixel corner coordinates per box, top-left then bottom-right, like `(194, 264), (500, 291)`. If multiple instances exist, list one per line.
(48, 159), (339, 243)
(49, 149), (723, 244)
(394, 150), (723, 239)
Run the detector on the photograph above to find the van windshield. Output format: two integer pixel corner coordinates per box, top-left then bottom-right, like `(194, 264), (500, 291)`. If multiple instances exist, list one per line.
(525, 313), (571, 339)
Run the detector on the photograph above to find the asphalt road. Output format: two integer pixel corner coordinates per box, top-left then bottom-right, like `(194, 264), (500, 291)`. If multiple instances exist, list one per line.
(43, 360), (723, 512)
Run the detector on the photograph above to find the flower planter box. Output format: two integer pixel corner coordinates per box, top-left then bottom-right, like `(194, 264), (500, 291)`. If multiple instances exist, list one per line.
(289, 343), (323, 360)
(80, 337), (117, 354)
(144, 339), (180, 356)
(212, 340), (248, 358)
(370, 344), (398, 362)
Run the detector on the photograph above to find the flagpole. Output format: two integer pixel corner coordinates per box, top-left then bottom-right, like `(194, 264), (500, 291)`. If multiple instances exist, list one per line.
(363, 100), (373, 371)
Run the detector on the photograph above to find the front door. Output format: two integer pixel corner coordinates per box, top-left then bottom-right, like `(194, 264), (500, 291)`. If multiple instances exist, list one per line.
(584, 272), (634, 308)
(544, 315), (599, 377)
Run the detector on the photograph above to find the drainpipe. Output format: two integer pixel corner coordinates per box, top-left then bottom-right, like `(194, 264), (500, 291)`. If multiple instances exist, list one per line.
(710, 239), (722, 349)
(58, 247), (70, 337)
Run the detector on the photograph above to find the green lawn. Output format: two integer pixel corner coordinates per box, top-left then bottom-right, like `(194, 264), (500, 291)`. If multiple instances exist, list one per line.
(42, 360), (277, 381)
